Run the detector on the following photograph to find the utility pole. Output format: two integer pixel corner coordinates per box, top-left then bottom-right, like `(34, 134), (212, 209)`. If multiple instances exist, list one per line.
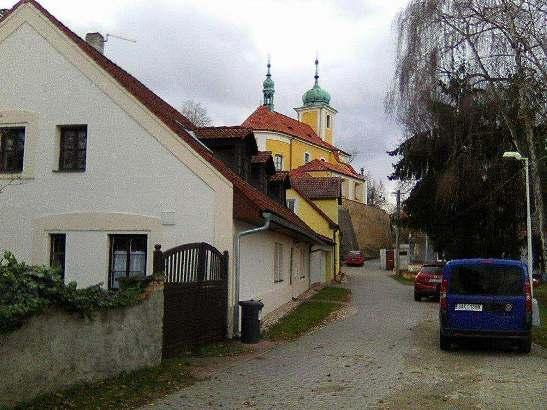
(393, 190), (401, 276)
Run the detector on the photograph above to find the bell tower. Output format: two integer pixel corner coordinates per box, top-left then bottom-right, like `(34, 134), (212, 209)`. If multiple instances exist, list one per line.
(262, 57), (275, 111)
(295, 59), (337, 144)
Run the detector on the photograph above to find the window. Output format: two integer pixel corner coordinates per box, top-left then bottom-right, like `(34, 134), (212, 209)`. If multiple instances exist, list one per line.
(326, 115), (331, 128)
(50, 234), (66, 279)
(449, 265), (524, 296)
(59, 126), (87, 171)
(109, 235), (147, 289)
(0, 127), (25, 173)
(304, 152), (311, 163)
(274, 154), (283, 171)
(286, 198), (296, 212)
(320, 157), (326, 162)
(299, 249), (306, 279)
(274, 242), (284, 282)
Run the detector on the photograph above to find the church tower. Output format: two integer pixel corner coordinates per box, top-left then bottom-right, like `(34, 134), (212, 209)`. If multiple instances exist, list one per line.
(294, 59), (337, 145)
(262, 58), (275, 111)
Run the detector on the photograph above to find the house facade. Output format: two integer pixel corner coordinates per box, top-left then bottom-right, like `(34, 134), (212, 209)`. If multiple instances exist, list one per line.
(0, 0), (330, 335)
(0, 1), (234, 289)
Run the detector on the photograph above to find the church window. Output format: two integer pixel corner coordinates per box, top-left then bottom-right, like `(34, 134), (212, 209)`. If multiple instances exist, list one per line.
(274, 154), (283, 171)
(326, 115), (331, 128)
(304, 152), (311, 163)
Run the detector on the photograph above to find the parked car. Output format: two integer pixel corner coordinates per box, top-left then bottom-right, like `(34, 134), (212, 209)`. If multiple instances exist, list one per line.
(344, 251), (365, 266)
(439, 259), (533, 353)
(414, 263), (445, 301)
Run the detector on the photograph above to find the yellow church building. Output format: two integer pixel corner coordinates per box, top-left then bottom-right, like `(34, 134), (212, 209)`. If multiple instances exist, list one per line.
(242, 59), (367, 281)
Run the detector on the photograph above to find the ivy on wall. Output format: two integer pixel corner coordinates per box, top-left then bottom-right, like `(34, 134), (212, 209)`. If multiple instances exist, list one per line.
(0, 252), (149, 334)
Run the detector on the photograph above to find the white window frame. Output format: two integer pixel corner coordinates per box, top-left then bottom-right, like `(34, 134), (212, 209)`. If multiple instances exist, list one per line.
(274, 242), (284, 283)
(274, 154), (283, 171)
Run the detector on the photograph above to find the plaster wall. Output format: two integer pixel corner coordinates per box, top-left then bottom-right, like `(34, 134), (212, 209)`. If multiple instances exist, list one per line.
(0, 17), (233, 287)
(235, 221), (310, 316)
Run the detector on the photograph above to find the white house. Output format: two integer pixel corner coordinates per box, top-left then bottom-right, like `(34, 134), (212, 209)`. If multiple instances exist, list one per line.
(0, 0), (330, 335)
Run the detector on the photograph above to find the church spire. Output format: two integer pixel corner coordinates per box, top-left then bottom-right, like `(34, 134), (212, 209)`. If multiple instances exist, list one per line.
(314, 57), (319, 86)
(262, 56), (275, 111)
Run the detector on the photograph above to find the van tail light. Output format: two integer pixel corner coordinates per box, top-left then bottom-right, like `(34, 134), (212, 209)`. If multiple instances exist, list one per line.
(440, 279), (448, 311)
(524, 279), (532, 313)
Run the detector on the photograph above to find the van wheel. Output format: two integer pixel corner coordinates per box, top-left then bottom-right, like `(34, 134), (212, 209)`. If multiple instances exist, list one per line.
(440, 333), (451, 351)
(518, 336), (532, 353)
(414, 292), (421, 302)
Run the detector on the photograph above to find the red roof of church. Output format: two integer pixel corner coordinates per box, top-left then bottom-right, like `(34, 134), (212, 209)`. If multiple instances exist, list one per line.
(194, 126), (254, 140)
(2, 1), (330, 244)
(242, 105), (349, 155)
(294, 159), (364, 180)
(289, 174), (342, 199)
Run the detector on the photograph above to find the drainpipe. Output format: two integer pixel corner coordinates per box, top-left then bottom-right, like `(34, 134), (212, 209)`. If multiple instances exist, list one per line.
(234, 212), (273, 337)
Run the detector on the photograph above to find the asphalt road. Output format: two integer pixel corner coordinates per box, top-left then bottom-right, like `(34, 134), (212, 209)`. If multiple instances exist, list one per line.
(146, 261), (547, 409)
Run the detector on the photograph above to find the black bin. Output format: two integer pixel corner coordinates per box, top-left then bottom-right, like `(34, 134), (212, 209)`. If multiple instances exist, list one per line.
(239, 299), (264, 344)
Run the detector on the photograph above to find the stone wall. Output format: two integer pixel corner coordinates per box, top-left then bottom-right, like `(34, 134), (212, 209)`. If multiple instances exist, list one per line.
(341, 200), (393, 258)
(0, 282), (164, 408)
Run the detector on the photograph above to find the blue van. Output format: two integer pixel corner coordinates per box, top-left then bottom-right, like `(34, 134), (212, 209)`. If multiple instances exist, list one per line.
(439, 259), (532, 353)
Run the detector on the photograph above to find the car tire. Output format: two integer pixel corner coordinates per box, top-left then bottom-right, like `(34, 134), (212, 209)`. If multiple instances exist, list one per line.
(414, 292), (421, 302)
(518, 336), (532, 353)
(440, 332), (451, 351)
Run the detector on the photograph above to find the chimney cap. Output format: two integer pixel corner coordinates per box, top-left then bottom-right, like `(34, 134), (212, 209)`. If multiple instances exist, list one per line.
(85, 32), (105, 54)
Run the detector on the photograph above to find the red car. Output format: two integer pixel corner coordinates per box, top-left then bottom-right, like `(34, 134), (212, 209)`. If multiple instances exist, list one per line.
(414, 263), (445, 301)
(344, 251), (365, 266)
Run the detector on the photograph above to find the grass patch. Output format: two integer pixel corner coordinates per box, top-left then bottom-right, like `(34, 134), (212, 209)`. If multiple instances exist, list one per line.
(191, 341), (253, 357)
(14, 356), (195, 410)
(310, 286), (351, 302)
(264, 287), (350, 342)
(533, 285), (547, 348)
(391, 273), (415, 286)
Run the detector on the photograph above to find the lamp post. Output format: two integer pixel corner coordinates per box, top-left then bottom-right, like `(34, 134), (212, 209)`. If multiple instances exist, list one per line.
(502, 151), (533, 294)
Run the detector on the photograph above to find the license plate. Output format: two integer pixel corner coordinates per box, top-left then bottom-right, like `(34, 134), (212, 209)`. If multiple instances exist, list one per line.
(429, 278), (442, 284)
(455, 303), (483, 312)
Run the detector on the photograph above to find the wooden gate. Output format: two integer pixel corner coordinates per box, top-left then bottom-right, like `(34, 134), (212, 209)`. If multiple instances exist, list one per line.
(154, 243), (228, 358)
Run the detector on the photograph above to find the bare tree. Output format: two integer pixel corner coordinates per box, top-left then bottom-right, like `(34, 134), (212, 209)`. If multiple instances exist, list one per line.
(367, 177), (389, 210)
(179, 100), (212, 128)
(388, 0), (546, 271)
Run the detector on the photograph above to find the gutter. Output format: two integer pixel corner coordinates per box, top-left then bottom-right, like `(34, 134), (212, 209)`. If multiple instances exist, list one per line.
(233, 212), (273, 337)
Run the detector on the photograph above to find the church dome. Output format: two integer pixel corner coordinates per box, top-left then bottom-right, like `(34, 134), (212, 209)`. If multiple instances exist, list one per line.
(302, 59), (330, 106)
(302, 83), (330, 106)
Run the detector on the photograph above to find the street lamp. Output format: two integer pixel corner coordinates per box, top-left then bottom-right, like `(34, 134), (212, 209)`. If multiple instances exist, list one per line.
(502, 151), (533, 293)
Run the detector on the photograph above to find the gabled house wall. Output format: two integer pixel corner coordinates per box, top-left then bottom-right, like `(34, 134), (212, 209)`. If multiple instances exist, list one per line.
(0, 4), (233, 288)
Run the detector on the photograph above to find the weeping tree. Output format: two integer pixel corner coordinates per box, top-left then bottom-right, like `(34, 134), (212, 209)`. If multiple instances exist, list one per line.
(388, 0), (546, 271)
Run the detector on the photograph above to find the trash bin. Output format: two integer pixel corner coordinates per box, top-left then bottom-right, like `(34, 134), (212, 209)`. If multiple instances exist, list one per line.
(239, 299), (264, 344)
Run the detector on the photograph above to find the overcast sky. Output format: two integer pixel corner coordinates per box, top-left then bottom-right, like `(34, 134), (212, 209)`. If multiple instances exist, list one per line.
(2, 0), (408, 189)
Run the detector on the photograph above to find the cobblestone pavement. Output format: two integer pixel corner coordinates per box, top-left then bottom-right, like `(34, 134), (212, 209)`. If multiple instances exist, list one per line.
(145, 262), (547, 409)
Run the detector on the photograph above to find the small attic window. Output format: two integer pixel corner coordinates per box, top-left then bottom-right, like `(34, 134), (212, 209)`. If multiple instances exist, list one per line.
(287, 126), (293, 130)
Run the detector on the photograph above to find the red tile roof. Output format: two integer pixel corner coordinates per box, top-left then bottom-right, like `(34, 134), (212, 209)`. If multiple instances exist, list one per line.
(269, 171), (289, 182)
(5, 1), (327, 244)
(242, 106), (349, 155)
(251, 151), (273, 164)
(289, 175), (342, 199)
(194, 126), (253, 140)
(294, 159), (364, 180)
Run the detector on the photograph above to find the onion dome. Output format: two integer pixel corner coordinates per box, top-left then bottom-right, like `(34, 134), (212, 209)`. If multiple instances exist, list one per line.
(302, 59), (331, 106)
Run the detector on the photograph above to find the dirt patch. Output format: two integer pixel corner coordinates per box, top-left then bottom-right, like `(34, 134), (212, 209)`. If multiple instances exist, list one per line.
(378, 319), (547, 409)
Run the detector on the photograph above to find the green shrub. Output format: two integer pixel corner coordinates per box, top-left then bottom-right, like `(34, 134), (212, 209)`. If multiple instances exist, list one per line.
(0, 252), (147, 334)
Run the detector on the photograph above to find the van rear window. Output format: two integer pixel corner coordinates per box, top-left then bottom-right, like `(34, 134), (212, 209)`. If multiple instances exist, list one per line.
(449, 265), (524, 296)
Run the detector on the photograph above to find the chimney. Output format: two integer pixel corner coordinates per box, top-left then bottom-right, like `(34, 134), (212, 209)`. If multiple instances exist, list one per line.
(85, 32), (105, 54)
(360, 167), (365, 176)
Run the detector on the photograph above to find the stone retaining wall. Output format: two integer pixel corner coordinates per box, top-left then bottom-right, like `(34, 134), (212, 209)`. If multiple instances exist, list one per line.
(0, 282), (164, 408)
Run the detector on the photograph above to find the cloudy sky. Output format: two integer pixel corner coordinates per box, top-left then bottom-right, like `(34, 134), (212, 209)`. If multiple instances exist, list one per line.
(2, 0), (408, 189)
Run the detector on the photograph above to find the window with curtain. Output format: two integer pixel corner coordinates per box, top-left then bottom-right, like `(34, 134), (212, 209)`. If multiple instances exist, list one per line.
(109, 234), (147, 289)
(0, 127), (25, 173)
(50, 233), (66, 279)
(59, 125), (87, 171)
